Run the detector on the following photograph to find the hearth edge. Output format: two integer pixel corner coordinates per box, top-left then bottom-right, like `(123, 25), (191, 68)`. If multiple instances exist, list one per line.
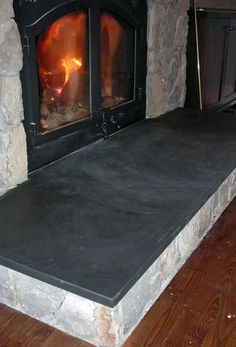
(0, 168), (235, 347)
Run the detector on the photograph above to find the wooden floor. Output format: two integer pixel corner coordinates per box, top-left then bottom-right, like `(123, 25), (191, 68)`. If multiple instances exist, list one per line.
(0, 304), (93, 347)
(1, 198), (236, 346)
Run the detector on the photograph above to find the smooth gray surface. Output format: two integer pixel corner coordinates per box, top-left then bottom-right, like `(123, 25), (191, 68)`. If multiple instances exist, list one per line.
(0, 108), (236, 307)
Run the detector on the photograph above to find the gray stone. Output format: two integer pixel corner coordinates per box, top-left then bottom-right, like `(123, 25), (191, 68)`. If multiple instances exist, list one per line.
(228, 171), (236, 202)
(0, 124), (28, 195)
(146, 71), (166, 117)
(0, 74), (24, 124)
(0, 0), (14, 24)
(121, 270), (151, 335)
(55, 293), (98, 342)
(146, 0), (189, 118)
(0, 19), (22, 74)
(14, 272), (66, 320)
(0, 267), (15, 306)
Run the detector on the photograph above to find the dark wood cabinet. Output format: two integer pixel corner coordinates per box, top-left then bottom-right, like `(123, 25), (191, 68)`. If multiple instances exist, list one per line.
(185, 9), (236, 111)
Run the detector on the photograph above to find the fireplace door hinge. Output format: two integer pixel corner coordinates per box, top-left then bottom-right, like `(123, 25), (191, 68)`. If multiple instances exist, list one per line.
(23, 34), (31, 56)
(96, 109), (121, 140)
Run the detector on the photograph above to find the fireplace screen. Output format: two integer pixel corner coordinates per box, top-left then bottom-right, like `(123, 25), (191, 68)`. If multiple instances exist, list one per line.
(37, 12), (90, 132)
(101, 12), (134, 109)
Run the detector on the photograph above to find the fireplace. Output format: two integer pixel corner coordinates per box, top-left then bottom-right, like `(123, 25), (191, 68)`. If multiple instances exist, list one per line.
(14, 0), (147, 171)
(0, 0), (189, 195)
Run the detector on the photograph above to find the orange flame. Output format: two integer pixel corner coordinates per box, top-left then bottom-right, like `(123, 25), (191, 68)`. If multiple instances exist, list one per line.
(37, 12), (87, 102)
(61, 57), (83, 85)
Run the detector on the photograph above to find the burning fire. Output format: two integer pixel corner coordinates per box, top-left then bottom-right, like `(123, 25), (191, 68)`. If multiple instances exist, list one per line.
(61, 57), (83, 85)
(37, 12), (87, 103)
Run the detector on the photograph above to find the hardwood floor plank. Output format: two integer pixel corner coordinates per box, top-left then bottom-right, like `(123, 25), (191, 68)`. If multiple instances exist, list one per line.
(0, 304), (94, 347)
(41, 330), (94, 347)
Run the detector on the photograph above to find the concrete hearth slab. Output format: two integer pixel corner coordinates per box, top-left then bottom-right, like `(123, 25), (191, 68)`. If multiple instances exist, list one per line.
(0, 108), (236, 346)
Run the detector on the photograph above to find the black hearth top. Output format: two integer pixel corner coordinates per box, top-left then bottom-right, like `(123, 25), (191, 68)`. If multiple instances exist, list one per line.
(0, 108), (236, 307)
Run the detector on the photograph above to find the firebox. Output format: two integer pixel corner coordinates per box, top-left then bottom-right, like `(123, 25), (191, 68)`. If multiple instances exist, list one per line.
(14, 0), (147, 171)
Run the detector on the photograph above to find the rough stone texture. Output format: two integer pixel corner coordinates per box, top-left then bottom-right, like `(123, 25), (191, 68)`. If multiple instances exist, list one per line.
(0, 74), (24, 124)
(0, 0), (14, 25)
(0, 2), (27, 196)
(14, 272), (66, 320)
(0, 125), (27, 195)
(0, 20), (22, 75)
(146, 0), (189, 117)
(54, 293), (99, 344)
(0, 168), (235, 347)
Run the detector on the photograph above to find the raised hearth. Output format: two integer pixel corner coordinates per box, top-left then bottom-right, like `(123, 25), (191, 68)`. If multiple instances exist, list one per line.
(0, 108), (236, 346)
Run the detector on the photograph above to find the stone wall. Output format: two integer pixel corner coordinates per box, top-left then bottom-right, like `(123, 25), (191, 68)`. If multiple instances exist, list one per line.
(146, 0), (189, 117)
(0, 0), (27, 195)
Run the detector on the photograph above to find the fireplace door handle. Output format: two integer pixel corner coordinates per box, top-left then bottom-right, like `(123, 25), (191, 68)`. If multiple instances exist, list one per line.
(110, 115), (121, 129)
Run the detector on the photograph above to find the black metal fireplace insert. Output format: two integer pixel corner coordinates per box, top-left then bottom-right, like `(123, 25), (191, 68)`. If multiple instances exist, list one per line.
(14, 0), (147, 171)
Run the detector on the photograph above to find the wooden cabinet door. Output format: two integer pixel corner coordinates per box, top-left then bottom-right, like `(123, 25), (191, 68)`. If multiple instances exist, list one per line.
(200, 14), (230, 109)
(220, 17), (236, 104)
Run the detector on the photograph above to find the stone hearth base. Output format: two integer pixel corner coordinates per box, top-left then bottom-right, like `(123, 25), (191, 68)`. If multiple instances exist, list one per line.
(0, 168), (235, 346)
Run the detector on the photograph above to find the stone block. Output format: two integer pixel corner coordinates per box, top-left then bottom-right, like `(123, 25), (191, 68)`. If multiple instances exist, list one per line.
(14, 272), (66, 320)
(95, 305), (118, 347)
(0, 266), (15, 306)
(120, 270), (151, 335)
(149, 261), (162, 302)
(146, 72), (166, 117)
(228, 171), (236, 201)
(0, 0), (14, 24)
(0, 124), (27, 193)
(0, 19), (22, 74)
(146, 0), (188, 117)
(55, 293), (100, 345)
(0, 74), (24, 124)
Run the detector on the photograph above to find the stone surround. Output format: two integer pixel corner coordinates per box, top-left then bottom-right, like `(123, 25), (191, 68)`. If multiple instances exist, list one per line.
(0, 0), (27, 196)
(0, 167), (235, 347)
(146, 0), (189, 117)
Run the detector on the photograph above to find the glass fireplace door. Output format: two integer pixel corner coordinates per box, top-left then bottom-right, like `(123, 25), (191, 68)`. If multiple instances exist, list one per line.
(101, 11), (135, 109)
(98, 6), (146, 136)
(14, 0), (147, 171)
(37, 11), (90, 132)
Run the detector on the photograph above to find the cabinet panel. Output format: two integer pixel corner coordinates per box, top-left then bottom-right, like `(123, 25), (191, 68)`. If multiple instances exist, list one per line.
(201, 16), (229, 108)
(185, 9), (236, 111)
(222, 18), (236, 101)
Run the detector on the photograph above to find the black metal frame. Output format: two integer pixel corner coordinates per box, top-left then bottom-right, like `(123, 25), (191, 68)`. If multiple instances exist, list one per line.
(14, 0), (147, 171)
